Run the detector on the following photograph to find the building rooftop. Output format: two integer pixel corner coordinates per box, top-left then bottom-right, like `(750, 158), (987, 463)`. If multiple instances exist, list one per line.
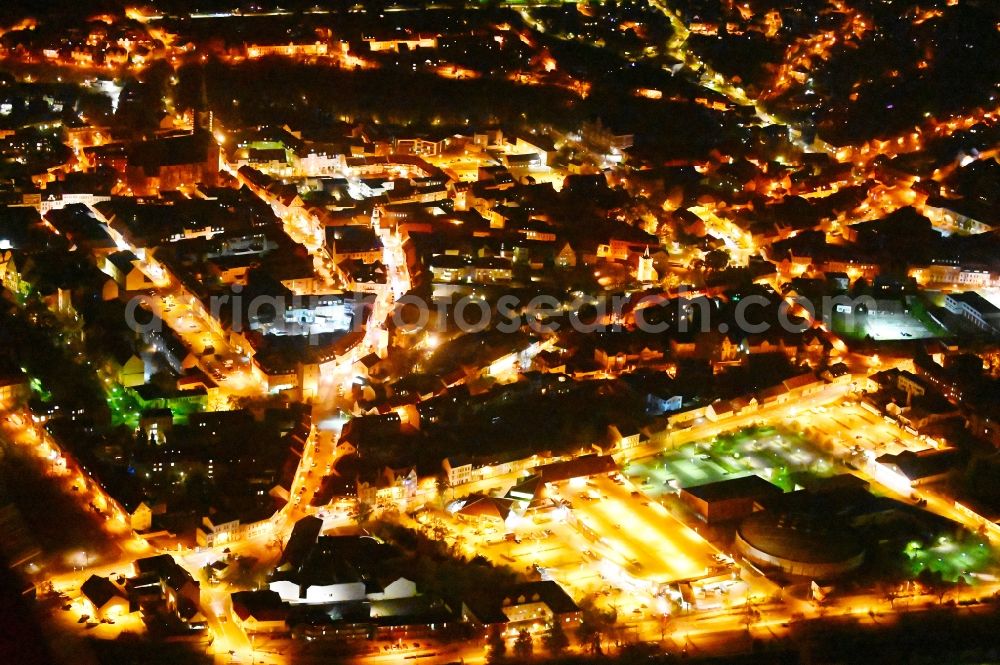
(535, 454), (617, 483)
(737, 509), (864, 565)
(231, 590), (289, 623)
(501, 581), (579, 615)
(876, 448), (965, 482)
(682, 474), (783, 503)
(127, 130), (216, 171)
(456, 494), (514, 521)
(81, 575), (122, 609)
(278, 515), (323, 572)
(950, 291), (1000, 317)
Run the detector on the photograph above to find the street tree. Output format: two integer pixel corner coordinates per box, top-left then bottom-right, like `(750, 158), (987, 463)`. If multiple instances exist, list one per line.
(486, 624), (507, 664)
(513, 628), (533, 660)
(542, 619), (570, 656)
(577, 594), (618, 654)
(917, 569), (950, 604)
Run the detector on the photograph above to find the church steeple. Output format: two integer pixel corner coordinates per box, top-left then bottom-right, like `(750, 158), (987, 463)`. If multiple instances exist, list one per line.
(193, 68), (212, 132)
(637, 245), (657, 283)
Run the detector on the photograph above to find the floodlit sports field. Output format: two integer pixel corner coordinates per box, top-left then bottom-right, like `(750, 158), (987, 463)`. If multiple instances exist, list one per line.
(833, 310), (946, 341)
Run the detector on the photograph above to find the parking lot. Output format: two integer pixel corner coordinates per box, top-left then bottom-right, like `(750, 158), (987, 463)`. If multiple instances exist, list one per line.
(802, 400), (941, 458)
(422, 473), (724, 600)
(626, 426), (842, 497)
(557, 476), (721, 585)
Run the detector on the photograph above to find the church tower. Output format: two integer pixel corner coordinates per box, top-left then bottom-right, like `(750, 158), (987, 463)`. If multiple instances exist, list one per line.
(193, 69), (213, 133)
(637, 246), (657, 283)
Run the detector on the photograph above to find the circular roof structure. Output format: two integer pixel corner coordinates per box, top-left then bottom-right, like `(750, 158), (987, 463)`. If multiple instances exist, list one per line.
(737, 510), (864, 566)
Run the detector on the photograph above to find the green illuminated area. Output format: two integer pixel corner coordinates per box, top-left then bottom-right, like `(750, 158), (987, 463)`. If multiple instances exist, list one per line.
(150, 396), (203, 425)
(904, 536), (996, 584)
(107, 384), (141, 428)
(246, 140), (285, 150)
(241, 140), (293, 164)
(1, 282), (144, 428)
(626, 425), (841, 496)
(111, 393), (205, 429)
(28, 375), (52, 403)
